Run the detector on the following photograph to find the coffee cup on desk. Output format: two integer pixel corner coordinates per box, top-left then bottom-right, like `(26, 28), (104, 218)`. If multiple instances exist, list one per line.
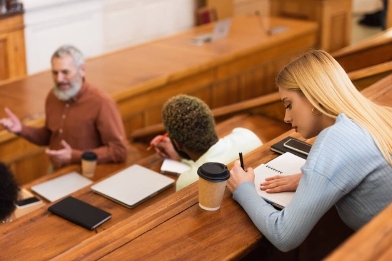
(81, 151), (97, 178)
(197, 162), (230, 211)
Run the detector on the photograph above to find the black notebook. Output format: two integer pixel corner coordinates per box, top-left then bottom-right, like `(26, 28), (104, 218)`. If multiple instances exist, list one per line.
(48, 196), (111, 230)
(270, 136), (311, 159)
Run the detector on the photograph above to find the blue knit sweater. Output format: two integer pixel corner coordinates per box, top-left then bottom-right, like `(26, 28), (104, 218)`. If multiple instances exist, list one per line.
(233, 114), (392, 252)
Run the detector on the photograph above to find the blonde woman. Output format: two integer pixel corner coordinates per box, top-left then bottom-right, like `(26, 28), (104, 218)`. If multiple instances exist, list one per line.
(228, 50), (392, 252)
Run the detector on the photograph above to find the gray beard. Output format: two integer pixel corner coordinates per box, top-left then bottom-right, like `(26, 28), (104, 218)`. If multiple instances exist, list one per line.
(53, 83), (81, 101)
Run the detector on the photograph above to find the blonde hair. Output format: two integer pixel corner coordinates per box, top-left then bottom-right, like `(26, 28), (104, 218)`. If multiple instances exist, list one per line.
(276, 50), (392, 165)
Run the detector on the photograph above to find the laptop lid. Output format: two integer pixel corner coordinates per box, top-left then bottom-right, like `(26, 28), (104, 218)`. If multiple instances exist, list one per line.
(31, 172), (93, 202)
(90, 164), (175, 208)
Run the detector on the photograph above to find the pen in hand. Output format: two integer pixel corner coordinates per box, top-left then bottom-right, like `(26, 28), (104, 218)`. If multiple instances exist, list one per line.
(239, 152), (244, 170)
(147, 133), (168, 151)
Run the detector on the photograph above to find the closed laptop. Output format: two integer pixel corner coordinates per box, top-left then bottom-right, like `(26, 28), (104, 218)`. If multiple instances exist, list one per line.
(91, 164), (175, 208)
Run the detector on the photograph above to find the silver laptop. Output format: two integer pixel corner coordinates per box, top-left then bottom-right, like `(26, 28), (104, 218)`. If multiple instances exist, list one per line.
(31, 172), (93, 202)
(91, 164), (175, 208)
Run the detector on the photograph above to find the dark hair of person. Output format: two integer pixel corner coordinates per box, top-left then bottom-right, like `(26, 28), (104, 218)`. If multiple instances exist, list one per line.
(0, 163), (19, 221)
(162, 94), (218, 152)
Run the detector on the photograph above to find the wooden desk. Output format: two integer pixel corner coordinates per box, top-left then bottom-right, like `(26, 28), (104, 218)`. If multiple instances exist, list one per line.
(51, 74), (392, 260)
(49, 132), (301, 261)
(324, 202), (392, 261)
(0, 14), (317, 184)
(0, 132), (347, 261)
(47, 131), (339, 261)
(0, 153), (170, 260)
(1, 74), (391, 260)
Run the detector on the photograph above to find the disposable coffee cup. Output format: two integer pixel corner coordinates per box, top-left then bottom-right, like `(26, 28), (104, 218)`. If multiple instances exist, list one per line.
(197, 162), (230, 211)
(81, 151), (97, 178)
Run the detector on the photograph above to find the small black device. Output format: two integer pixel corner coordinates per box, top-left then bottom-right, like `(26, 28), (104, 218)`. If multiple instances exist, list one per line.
(283, 138), (312, 155)
(16, 196), (42, 209)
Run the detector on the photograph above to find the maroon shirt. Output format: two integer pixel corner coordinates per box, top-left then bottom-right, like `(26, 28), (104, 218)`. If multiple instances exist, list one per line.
(20, 82), (128, 164)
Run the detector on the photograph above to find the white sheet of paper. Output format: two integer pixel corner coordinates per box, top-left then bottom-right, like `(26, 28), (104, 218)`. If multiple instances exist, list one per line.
(160, 159), (191, 175)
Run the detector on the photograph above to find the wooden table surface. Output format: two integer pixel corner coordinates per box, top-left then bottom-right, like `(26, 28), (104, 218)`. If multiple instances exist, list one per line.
(0, 128), (300, 260)
(54, 74), (392, 260)
(53, 130), (302, 261)
(0, 153), (169, 260)
(1, 76), (390, 259)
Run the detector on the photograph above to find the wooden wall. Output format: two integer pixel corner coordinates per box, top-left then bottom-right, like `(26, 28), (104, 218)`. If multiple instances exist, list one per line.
(0, 14), (26, 81)
(270, 0), (352, 52)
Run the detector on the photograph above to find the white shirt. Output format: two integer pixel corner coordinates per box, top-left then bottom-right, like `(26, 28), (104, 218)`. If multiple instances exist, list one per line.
(176, 128), (262, 191)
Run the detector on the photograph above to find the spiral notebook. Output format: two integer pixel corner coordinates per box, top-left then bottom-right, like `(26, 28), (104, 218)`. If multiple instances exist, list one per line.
(254, 152), (306, 209)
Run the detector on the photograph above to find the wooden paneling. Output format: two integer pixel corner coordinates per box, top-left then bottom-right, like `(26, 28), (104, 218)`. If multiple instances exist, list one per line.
(0, 14), (26, 81)
(270, 0), (352, 52)
(233, 0), (271, 16)
(206, 0), (233, 19)
(325, 202), (392, 261)
(332, 27), (392, 73)
(387, 0), (392, 29)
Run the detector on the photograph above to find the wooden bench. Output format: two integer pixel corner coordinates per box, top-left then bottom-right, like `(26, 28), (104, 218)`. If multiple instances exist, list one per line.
(332, 27), (392, 73)
(348, 61), (392, 91)
(131, 92), (288, 142)
(129, 93), (290, 165)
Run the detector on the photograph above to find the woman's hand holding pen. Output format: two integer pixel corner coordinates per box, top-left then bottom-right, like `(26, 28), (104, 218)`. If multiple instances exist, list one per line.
(227, 160), (255, 194)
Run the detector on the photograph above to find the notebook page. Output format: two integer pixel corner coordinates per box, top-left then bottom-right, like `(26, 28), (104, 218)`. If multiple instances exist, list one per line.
(254, 152), (306, 208)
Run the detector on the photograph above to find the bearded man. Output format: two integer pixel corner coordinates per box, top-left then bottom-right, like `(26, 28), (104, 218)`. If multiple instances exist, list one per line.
(0, 45), (128, 168)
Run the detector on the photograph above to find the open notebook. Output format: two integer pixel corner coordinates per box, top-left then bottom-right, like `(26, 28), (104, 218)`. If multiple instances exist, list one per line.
(91, 164), (175, 208)
(254, 152), (306, 209)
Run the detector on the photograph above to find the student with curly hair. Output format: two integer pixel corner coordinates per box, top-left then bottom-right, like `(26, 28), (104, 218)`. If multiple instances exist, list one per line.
(150, 94), (262, 191)
(228, 50), (392, 252)
(0, 163), (19, 222)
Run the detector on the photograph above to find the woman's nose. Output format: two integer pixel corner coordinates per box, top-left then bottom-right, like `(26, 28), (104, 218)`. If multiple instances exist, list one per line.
(284, 111), (292, 124)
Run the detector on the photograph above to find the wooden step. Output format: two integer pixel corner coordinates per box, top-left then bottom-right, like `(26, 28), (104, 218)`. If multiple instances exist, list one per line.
(128, 112), (290, 164)
(215, 113), (290, 143)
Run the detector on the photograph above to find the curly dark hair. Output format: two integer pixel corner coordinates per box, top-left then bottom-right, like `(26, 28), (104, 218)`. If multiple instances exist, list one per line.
(0, 163), (19, 221)
(162, 94), (218, 152)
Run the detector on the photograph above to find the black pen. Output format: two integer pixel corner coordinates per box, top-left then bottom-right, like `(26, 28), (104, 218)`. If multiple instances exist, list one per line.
(239, 152), (244, 170)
